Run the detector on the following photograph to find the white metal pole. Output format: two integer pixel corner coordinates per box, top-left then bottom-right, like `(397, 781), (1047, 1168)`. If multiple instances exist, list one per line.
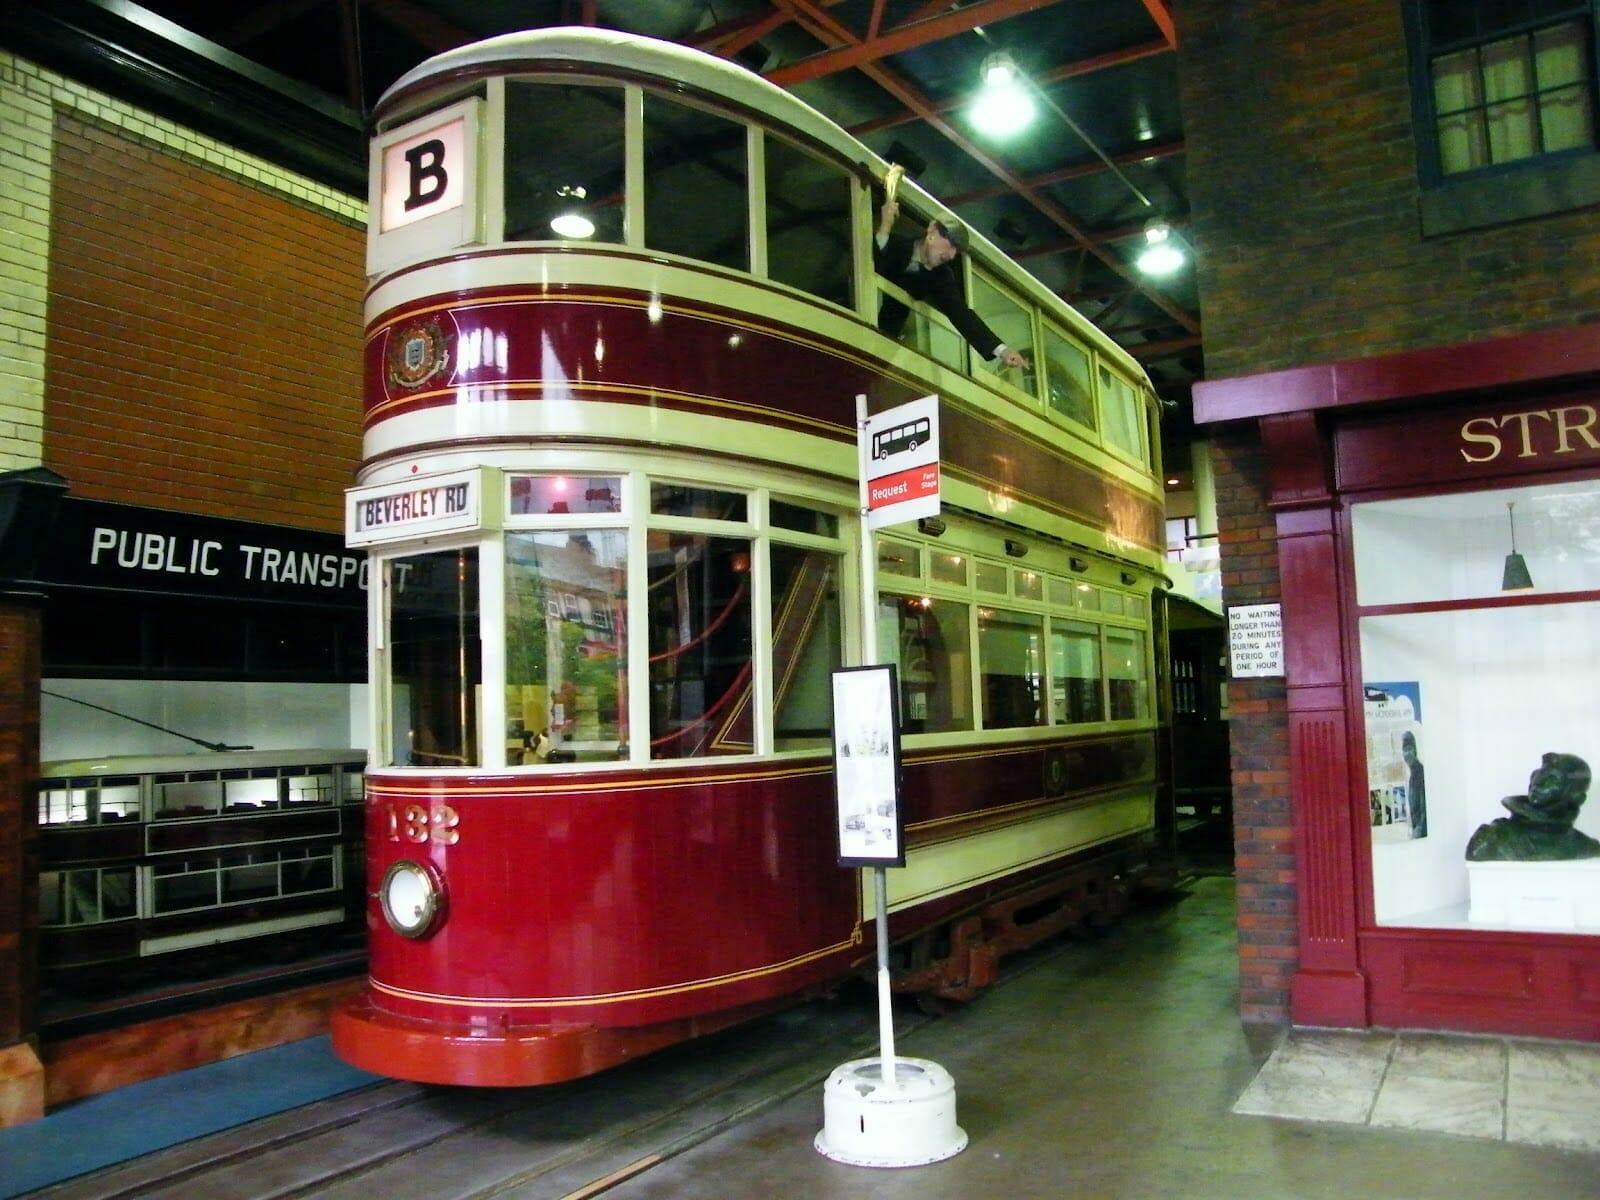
(856, 393), (898, 1087)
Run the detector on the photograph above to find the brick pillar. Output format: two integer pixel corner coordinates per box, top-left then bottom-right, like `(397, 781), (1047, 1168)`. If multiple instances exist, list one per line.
(0, 594), (44, 1125)
(1213, 427), (1298, 1023)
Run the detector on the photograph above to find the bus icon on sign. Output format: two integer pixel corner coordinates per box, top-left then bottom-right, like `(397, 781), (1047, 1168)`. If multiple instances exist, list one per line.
(872, 417), (930, 459)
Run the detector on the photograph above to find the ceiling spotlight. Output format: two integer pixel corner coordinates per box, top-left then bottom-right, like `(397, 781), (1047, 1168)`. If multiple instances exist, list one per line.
(1136, 219), (1185, 275)
(972, 52), (1035, 138)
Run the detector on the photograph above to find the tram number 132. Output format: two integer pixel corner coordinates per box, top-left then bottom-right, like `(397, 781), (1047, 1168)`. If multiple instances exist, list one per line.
(386, 803), (462, 845)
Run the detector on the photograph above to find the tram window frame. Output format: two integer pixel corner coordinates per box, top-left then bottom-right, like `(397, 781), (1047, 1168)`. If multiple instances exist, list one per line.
(508, 474), (625, 519)
(40, 866), (137, 927)
(1041, 321), (1097, 432)
(641, 92), (751, 272)
(968, 268), (1038, 396)
(381, 543), (484, 770)
(1097, 365), (1148, 466)
(762, 131), (857, 310)
(977, 605), (1047, 730)
(503, 80), (627, 244)
(873, 528), (1152, 736)
(503, 527), (629, 765)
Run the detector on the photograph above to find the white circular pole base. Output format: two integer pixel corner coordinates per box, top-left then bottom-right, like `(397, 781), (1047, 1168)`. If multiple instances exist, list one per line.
(814, 1056), (967, 1168)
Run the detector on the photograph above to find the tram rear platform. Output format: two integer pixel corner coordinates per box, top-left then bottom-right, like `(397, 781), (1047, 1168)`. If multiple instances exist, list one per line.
(6, 867), (1600, 1200)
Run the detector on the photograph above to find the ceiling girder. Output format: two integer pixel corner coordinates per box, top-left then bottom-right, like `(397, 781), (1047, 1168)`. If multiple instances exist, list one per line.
(749, 0), (1197, 335)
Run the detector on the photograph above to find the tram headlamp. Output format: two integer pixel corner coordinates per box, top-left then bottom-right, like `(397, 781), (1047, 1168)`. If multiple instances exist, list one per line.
(379, 859), (443, 939)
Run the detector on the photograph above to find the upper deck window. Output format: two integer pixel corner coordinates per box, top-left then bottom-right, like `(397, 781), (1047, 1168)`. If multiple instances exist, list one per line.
(504, 83), (625, 243)
(764, 135), (854, 309)
(644, 96), (749, 271)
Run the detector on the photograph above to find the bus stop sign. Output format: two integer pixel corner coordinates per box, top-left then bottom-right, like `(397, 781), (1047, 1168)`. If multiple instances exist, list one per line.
(863, 395), (941, 530)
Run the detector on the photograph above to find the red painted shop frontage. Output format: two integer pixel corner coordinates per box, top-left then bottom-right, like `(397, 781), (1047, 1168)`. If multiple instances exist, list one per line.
(1196, 322), (1600, 1039)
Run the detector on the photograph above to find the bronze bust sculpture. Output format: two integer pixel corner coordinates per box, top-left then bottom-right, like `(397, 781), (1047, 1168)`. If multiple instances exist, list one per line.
(1466, 752), (1600, 862)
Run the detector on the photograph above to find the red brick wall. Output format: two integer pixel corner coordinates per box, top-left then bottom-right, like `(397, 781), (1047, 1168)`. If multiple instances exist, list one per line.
(45, 114), (365, 534)
(1177, 1), (1600, 1023)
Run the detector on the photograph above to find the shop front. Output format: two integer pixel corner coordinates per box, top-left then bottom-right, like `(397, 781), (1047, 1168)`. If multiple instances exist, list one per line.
(1197, 323), (1600, 1039)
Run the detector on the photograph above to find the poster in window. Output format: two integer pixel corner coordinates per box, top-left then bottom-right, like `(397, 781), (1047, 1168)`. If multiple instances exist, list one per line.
(830, 664), (905, 867)
(1364, 681), (1426, 842)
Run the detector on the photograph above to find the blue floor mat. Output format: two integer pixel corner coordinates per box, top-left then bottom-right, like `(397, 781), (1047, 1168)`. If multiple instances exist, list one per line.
(0, 1035), (380, 1199)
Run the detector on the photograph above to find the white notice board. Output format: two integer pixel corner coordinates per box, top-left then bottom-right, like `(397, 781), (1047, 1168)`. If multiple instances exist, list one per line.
(1228, 603), (1283, 678)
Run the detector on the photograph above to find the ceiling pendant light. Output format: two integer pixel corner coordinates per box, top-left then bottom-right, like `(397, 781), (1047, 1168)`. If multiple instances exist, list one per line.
(1501, 501), (1534, 591)
(971, 52), (1035, 137)
(549, 184), (595, 239)
(1136, 219), (1185, 275)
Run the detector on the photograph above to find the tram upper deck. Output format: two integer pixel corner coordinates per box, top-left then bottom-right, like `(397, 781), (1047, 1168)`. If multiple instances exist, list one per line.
(361, 26), (1163, 570)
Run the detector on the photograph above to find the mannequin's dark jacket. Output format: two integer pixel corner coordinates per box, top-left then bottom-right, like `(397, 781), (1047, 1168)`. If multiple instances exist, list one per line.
(874, 232), (1004, 360)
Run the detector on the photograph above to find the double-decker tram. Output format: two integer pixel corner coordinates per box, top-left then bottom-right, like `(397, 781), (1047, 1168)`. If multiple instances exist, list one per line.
(333, 27), (1170, 1086)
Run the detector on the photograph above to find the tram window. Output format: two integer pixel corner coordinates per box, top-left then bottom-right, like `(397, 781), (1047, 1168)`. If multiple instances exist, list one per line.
(504, 531), (627, 764)
(1106, 628), (1149, 720)
(1101, 591), (1127, 617)
(96, 783), (140, 823)
(40, 867), (135, 926)
(1015, 570), (1043, 602)
(978, 607), (1045, 729)
(504, 83), (625, 243)
(156, 778), (222, 818)
(509, 475), (622, 517)
(221, 850), (280, 903)
(772, 544), (844, 749)
(877, 539), (920, 578)
(764, 136), (853, 307)
(225, 777), (279, 812)
(280, 847), (337, 894)
(970, 272), (1035, 390)
(770, 499), (838, 538)
(286, 771), (337, 806)
(650, 483), (747, 522)
(930, 551), (968, 587)
(1051, 619), (1104, 725)
(643, 96), (749, 271)
(878, 595), (974, 734)
(387, 548), (481, 768)
(1098, 366), (1145, 462)
(975, 561), (1007, 594)
(1042, 324), (1095, 429)
(38, 787), (89, 826)
(1074, 583), (1102, 612)
(152, 859), (221, 914)
(647, 532), (754, 759)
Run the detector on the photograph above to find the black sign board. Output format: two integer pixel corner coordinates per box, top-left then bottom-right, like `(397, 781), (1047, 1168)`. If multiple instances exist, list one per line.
(32, 498), (367, 608)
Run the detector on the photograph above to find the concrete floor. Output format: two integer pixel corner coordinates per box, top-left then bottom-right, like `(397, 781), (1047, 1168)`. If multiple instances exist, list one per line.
(11, 871), (1600, 1200)
(601, 876), (1600, 1200)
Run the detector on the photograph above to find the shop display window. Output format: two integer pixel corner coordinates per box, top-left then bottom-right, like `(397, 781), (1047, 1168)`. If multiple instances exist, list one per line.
(1353, 479), (1600, 932)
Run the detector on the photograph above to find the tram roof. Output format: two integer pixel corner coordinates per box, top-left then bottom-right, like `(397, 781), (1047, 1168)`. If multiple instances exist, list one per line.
(375, 27), (1150, 386)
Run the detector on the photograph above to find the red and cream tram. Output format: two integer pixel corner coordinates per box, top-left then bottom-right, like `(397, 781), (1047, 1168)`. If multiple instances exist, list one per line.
(332, 27), (1170, 1086)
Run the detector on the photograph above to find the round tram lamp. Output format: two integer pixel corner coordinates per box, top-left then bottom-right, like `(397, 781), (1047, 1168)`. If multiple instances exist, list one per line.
(380, 859), (443, 938)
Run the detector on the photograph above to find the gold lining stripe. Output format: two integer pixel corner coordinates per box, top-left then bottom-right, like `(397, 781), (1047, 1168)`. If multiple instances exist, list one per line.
(370, 930), (862, 1010)
(366, 762), (833, 799)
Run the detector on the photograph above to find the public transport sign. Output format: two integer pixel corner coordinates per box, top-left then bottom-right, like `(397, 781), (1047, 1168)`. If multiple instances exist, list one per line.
(863, 394), (940, 530)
